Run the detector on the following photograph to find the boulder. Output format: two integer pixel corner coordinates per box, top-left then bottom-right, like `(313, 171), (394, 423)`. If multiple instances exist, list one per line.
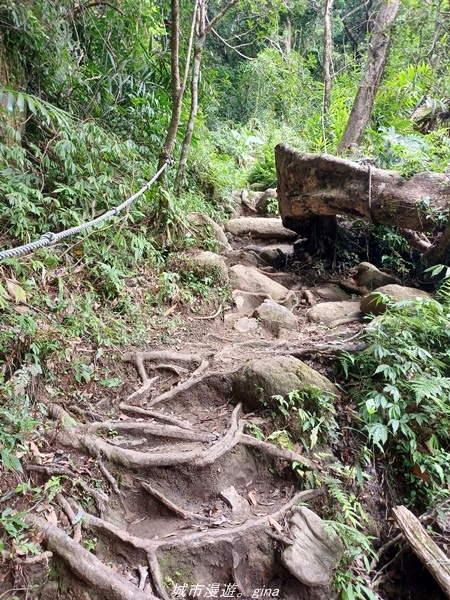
(360, 284), (432, 315)
(232, 355), (338, 411)
(233, 317), (259, 333)
(187, 251), (229, 283)
(253, 300), (298, 335)
(229, 264), (289, 301)
(226, 249), (263, 268)
(224, 217), (297, 240)
(282, 507), (344, 587)
(307, 300), (362, 324)
(355, 262), (401, 290)
(232, 290), (271, 316)
(259, 248), (286, 269)
(255, 188), (278, 215)
(187, 213), (232, 253)
(314, 285), (350, 302)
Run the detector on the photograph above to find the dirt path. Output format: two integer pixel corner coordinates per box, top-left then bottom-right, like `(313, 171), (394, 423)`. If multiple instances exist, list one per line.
(1, 211), (371, 600)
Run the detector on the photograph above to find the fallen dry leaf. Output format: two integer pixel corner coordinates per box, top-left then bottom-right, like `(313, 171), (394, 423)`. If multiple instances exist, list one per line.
(46, 508), (58, 527)
(247, 490), (257, 506)
(268, 516), (283, 535)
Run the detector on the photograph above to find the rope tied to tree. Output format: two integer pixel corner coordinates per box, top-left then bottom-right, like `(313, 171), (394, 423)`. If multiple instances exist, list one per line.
(0, 160), (171, 262)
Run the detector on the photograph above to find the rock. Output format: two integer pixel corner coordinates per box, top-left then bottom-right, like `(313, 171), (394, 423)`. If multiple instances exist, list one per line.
(233, 356), (338, 411)
(307, 300), (362, 324)
(232, 290), (271, 316)
(233, 317), (259, 333)
(229, 264), (289, 301)
(314, 285), (350, 302)
(187, 212), (232, 253)
(360, 284), (432, 315)
(219, 486), (251, 519)
(188, 251), (229, 283)
(40, 582), (60, 600)
(259, 248), (285, 269)
(224, 217), (298, 240)
(226, 249), (262, 268)
(253, 300), (298, 335)
(255, 188), (278, 215)
(355, 262), (401, 290)
(282, 507), (344, 587)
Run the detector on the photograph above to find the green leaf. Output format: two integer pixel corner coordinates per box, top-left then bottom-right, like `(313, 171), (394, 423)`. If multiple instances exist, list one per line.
(16, 93), (25, 113)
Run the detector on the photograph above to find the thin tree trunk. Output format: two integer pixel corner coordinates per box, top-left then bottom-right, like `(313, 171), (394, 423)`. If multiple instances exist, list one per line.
(337, 0), (400, 154)
(285, 16), (292, 54)
(173, 0), (239, 193)
(157, 0), (198, 184)
(174, 2), (205, 193)
(322, 0), (334, 114)
(174, 47), (203, 192)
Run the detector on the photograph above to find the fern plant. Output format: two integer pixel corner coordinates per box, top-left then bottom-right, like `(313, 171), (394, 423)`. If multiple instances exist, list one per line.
(340, 293), (450, 505)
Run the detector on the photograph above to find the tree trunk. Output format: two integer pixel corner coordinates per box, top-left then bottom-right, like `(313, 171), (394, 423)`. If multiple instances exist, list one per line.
(275, 143), (450, 265)
(337, 0), (400, 154)
(393, 506), (450, 598)
(157, 0), (198, 184)
(174, 1), (206, 193)
(172, 0), (239, 194)
(322, 0), (334, 115)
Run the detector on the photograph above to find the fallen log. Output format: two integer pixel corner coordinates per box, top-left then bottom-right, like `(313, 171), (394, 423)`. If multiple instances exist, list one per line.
(392, 505), (450, 598)
(275, 143), (450, 264)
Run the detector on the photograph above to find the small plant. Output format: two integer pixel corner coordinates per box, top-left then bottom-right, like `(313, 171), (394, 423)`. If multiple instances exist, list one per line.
(245, 423), (265, 440)
(272, 386), (338, 450)
(0, 508), (40, 558)
(84, 537), (97, 552)
(340, 291), (450, 506)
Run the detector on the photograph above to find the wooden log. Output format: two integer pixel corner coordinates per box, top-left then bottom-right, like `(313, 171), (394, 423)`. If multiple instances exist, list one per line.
(275, 143), (450, 264)
(275, 144), (450, 232)
(392, 505), (450, 598)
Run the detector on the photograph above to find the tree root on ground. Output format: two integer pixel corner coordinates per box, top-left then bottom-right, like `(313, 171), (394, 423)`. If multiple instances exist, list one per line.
(56, 493), (82, 543)
(123, 351), (206, 404)
(23, 514), (158, 600)
(139, 481), (211, 522)
(48, 402), (321, 473)
(83, 420), (215, 443)
(25, 464), (109, 512)
(66, 487), (324, 599)
(118, 403), (194, 429)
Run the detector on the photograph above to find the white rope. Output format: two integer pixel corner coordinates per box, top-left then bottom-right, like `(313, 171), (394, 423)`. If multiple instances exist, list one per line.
(0, 160), (170, 261)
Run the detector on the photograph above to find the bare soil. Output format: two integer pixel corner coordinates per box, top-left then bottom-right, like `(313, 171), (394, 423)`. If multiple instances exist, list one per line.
(0, 215), (446, 600)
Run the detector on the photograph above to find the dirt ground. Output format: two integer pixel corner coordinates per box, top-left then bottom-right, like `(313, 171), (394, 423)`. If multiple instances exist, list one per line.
(0, 212), (446, 600)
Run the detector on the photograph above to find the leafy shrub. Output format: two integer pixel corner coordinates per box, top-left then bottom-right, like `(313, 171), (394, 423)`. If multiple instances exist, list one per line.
(340, 294), (450, 505)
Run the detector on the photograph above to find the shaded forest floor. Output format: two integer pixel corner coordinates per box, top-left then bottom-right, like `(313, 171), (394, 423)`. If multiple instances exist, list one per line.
(0, 205), (446, 600)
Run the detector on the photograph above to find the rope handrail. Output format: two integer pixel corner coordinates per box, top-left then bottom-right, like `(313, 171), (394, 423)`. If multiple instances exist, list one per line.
(0, 159), (170, 262)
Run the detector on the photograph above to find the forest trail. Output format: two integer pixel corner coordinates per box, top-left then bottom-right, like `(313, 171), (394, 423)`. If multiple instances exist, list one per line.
(1, 204), (441, 600)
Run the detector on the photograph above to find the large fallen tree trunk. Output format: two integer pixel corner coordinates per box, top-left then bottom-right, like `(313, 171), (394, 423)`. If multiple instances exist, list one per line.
(275, 143), (450, 265)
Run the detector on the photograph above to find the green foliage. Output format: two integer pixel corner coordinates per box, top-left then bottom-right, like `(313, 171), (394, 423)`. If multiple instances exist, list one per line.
(0, 361), (41, 474)
(340, 294), (450, 505)
(272, 385), (338, 450)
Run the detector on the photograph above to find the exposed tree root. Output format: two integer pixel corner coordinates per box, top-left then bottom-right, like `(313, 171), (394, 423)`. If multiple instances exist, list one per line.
(240, 433), (318, 470)
(80, 487), (324, 552)
(83, 420), (214, 443)
(139, 481), (210, 522)
(24, 514), (159, 600)
(56, 493), (82, 543)
(48, 402), (320, 475)
(98, 459), (122, 495)
(189, 305), (224, 320)
(118, 403), (194, 430)
(148, 368), (233, 407)
(123, 351), (205, 404)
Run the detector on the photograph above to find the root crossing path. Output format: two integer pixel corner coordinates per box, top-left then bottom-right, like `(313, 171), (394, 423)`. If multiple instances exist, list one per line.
(12, 209), (367, 600)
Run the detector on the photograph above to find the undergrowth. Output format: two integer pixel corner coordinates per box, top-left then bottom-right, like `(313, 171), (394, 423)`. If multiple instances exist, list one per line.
(340, 282), (450, 507)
